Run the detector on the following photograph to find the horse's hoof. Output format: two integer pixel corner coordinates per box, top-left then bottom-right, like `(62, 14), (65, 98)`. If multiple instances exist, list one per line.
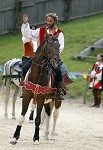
(50, 133), (57, 140)
(29, 120), (34, 123)
(12, 116), (16, 120)
(44, 135), (49, 140)
(34, 140), (39, 145)
(50, 136), (55, 141)
(10, 138), (17, 145)
(4, 114), (8, 119)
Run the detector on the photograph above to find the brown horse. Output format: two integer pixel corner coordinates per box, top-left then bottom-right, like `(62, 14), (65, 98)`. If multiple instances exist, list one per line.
(10, 33), (62, 145)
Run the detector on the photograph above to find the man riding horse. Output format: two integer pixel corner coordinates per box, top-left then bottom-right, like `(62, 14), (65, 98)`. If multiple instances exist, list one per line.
(21, 13), (65, 100)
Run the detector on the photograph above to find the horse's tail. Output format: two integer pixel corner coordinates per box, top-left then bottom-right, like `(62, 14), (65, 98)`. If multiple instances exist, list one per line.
(1, 78), (11, 97)
(1, 78), (6, 97)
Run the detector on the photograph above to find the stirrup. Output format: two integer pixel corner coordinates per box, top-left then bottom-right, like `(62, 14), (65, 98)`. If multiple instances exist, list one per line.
(58, 92), (64, 101)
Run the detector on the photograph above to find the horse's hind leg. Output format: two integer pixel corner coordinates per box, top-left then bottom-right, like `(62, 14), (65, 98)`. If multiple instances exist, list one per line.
(12, 86), (20, 119)
(29, 101), (45, 124)
(1, 79), (5, 96)
(4, 79), (11, 118)
(51, 108), (59, 140)
(29, 99), (36, 122)
(43, 101), (54, 140)
(40, 107), (46, 127)
(51, 100), (61, 140)
(10, 90), (33, 145)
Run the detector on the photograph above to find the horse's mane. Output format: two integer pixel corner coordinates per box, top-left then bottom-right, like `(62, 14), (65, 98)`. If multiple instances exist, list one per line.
(33, 36), (46, 62)
(31, 45), (42, 65)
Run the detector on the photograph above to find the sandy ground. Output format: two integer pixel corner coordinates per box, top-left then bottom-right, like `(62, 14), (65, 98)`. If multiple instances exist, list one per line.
(0, 92), (103, 150)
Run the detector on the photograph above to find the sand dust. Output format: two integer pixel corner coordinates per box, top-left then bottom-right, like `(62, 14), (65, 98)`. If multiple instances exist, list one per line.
(0, 92), (103, 150)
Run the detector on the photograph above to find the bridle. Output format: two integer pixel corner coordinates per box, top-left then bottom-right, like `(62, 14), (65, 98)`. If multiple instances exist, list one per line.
(32, 34), (60, 69)
(30, 34), (60, 84)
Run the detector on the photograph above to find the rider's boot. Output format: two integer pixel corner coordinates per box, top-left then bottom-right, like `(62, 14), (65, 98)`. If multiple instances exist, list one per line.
(57, 81), (64, 101)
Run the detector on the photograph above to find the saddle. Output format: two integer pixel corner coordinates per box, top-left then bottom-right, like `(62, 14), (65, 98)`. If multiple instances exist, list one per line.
(3, 58), (22, 79)
(11, 61), (22, 73)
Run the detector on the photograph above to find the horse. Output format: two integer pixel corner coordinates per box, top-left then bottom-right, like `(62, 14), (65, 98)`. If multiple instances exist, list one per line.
(1, 58), (22, 119)
(28, 63), (73, 122)
(10, 33), (63, 145)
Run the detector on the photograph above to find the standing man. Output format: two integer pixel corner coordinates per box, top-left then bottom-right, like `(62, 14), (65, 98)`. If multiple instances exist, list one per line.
(89, 54), (103, 107)
(21, 13), (64, 100)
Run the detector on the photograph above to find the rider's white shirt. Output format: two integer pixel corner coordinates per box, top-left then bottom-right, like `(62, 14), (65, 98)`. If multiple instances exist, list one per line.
(21, 23), (64, 53)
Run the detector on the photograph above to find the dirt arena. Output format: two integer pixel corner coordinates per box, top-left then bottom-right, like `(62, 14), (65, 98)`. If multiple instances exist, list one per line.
(0, 93), (103, 150)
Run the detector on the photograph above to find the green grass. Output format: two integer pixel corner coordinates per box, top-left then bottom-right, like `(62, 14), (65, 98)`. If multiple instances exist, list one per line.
(59, 14), (103, 99)
(0, 13), (103, 100)
(0, 33), (22, 64)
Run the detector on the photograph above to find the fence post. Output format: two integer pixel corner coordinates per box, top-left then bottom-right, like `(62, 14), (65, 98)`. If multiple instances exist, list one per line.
(83, 70), (91, 104)
(64, 0), (72, 22)
(15, 0), (22, 33)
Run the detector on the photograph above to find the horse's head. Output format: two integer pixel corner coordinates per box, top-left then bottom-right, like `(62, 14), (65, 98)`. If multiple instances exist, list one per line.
(31, 33), (61, 81)
(42, 33), (61, 67)
(43, 33), (60, 59)
(33, 33), (60, 67)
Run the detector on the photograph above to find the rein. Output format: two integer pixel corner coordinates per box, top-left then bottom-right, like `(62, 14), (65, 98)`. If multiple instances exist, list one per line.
(29, 59), (49, 84)
(32, 59), (47, 67)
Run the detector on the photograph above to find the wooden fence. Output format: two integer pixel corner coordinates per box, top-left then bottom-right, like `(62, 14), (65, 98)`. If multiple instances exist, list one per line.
(0, 0), (103, 35)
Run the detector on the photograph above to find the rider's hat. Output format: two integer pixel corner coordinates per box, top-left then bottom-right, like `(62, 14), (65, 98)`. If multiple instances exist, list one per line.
(45, 13), (58, 23)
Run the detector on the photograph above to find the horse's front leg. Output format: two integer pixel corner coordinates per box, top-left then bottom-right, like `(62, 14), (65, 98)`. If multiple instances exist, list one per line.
(44, 101), (54, 140)
(33, 95), (45, 144)
(10, 90), (33, 145)
(12, 86), (20, 119)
